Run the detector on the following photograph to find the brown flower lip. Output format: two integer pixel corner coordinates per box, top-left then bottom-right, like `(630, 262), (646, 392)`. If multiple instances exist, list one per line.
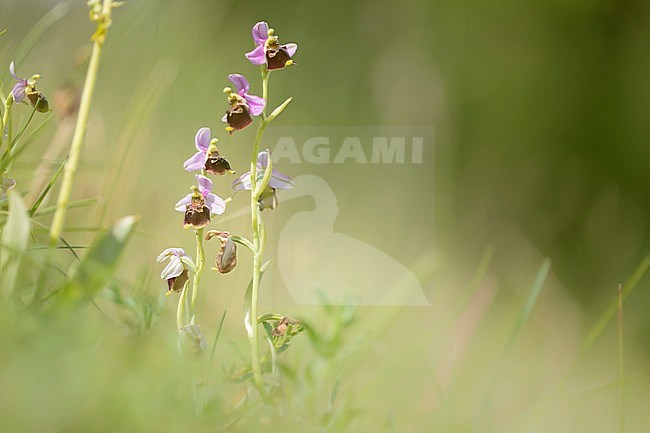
(205, 154), (234, 176)
(266, 45), (294, 70)
(27, 91), (50, 113)
(183, 197), (211, 229)
(225, 103), (253, 133)
(167, 269), (189, 293)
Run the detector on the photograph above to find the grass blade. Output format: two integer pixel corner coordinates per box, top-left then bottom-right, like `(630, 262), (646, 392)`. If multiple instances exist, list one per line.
(9, 2), (70, 68)
(0, 191), (31, 298)
(29, 157), (66, 216)
(581, 256), (650, 353)
(618, 283), (625, 433)
(475, 258), (551, 429)
(33, 197), (99, 216)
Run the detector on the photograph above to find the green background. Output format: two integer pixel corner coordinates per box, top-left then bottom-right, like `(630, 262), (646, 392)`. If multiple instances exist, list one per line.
(1, 0), (649, 431)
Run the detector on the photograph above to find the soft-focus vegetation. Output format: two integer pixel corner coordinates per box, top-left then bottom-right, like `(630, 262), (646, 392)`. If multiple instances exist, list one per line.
(0, 0), (648, 431)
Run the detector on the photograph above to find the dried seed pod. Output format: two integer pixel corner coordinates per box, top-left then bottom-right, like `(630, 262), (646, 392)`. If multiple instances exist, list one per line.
(205, 230), (237, 273)
(272, 316), (299, 337)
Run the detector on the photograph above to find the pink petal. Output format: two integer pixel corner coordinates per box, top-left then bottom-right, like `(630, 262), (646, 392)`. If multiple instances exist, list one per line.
(245, 45), (267, 66)
(195, 127), (211, 151)
(257, 150), (269, 169)
(9, 61), (19, 80)
(183, 151), (205, 172)
(283, 43), (298, 57)
(175, 194), (192, 212)
(228, 74), (250, 94)
(205, 193), (226, 215)
(251, 21), (269, 45)
(11, 83), (26, 103)
(231, 171), (252, 191)
(196, 174), (212, 195)
(244, 94), (265, 116)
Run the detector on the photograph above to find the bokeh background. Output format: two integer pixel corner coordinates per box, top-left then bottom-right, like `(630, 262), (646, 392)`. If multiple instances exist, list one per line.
(1, 0), (649, 431)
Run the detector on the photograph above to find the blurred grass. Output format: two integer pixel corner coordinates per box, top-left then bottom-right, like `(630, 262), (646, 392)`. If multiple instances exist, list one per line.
(0, 0), (649, 431)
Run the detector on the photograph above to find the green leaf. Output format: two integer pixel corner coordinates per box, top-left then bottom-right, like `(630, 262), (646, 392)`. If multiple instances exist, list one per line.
(55, 215), (139, 304)
(0, 191), (31, 298)
(264, 335), (280, 387)
(264, 97), (293, 124)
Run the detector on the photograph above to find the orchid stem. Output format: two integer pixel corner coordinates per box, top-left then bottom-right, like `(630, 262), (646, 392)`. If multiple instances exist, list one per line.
(2, 105), (37, 164)
(48, 0), (113, 247)
(0, 94), (14, 157)
(618, 283), (625, 433)
(191, 227), (205, 318)
(248, 67), (270, 397)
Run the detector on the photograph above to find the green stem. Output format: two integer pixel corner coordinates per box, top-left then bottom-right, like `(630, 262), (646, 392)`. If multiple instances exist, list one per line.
(618, 283), (625, 433)
(48, 0), (113, 247)
(191, 227), (205, 320)
(2, 105), (37, 164)
(261, 69), (270, 118)
(248, 68), (270, 396)
(0, 94), (14, 157)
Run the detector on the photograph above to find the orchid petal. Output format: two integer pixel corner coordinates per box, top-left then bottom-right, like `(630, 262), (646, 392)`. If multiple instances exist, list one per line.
(252, 21), (269, 45)
(232, 171), (252, 191)
(283, 43), (298, 57)
(160, 256), (184, 280)
(269, 169), (296, 190)
(228, 74), (250, 94)
(196, 174), (212, 195)
(257, 151), (269, 169)
(175, 194), (192, 212)
(245, 45), (267, 65)
(9, 61), (19, 80)
(244, 94), (265, 116)
(205, 193), (226, 215)
(157, 247), (186, 262)
(183, 151), (206, 172)
(11, 83), (27, 103)
(195, 127), (211, 151)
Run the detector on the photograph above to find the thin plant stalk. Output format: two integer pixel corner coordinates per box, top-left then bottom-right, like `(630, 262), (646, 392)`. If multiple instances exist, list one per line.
(617, 283), (625, 433)
(191, 227), (205, 320)
(2, 106), (37, 163)
(247, 67), (270, 395)
(48, 0), (114, 247)
(0, 94), (14, 153)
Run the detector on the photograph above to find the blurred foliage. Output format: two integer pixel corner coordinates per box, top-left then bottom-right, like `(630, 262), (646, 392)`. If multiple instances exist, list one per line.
(0, 0), (649, 431)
